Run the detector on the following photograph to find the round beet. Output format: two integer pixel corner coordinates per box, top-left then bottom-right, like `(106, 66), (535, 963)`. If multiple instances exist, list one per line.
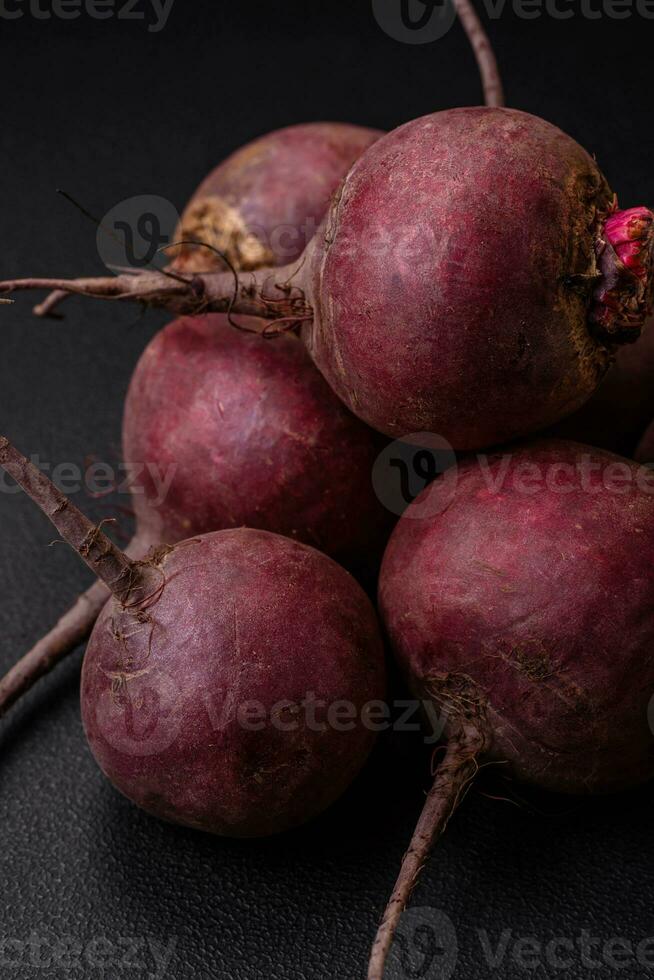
(124, 313), (388, 560)
(0, 439), (386, 837)
(171, 122), (382, 273)
(0, 315), (390, 723)
(369, 440), (654, 978)
(13, 110), (652, 450)
(82, 527), (384, 836)
(301, 111), (653, 446)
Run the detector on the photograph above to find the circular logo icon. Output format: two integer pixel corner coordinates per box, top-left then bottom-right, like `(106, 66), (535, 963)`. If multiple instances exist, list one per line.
(372, 0), (457, 44)
(93, 666), (182, 757)
(385, 907), (458, 979)
(97, 194), (180, 273)
(372, 432), (458, 518)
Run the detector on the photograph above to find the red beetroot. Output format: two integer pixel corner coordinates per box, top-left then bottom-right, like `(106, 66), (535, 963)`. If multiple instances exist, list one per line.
(8, 109), (653, 449)
(369, 440), (654, 978)
(171, 122), (382, 273)
(124, 314), (389, 558)
(0, 315), (390, 720)
(0, 438), (386, 837)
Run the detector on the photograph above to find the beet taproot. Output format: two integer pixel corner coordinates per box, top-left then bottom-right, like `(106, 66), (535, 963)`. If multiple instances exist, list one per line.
(10, 109), (652, 450)
(0, 314), (390, 721)
(367, 439), (654, 978)
(0, 437), (386, 836)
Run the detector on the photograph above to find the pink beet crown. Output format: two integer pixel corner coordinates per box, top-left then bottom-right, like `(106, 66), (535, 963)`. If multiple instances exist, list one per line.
(591, 205), (654, 340)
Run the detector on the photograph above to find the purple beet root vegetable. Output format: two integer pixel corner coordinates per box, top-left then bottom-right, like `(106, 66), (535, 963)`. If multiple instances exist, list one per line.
(0, 314), (390, 721)
(170, 122), (382, 273)
(367, 439), (654, 978)
(0, 437), (386, 837)
(7, 109), (653, 449)
(123, 314), (389, 559)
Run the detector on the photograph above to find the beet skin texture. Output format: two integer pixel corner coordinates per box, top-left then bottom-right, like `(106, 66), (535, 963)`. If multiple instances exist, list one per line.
(123, 313), (390, 566)
(379, 439), (654, 795)
(172, 121), (381, 273)
(303, 109), (653, 448)
(80, 526), (386, 838)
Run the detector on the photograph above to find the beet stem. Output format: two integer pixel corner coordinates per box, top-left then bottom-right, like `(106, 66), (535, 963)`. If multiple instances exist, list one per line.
(0, 579), (109, 718)
(453, 0), (505, 107)
(0, 532), (152, 720)
(0, 437), (142, 603)
(367, 724), (483, 980)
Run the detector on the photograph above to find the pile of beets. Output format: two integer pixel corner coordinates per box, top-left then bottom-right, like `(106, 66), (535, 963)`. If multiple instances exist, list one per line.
(1, 10), (654, 979)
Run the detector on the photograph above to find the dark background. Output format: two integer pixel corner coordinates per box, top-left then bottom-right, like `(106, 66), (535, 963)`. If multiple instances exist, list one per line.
(1, 3), (653, 978)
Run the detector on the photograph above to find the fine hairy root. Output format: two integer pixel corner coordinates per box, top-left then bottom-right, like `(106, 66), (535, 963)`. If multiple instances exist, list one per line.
(367, 675), (489, 980)
(453, 0), (505, 107)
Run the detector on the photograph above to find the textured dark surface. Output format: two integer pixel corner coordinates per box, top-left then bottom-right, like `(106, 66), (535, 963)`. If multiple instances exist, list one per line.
(1, 4), (654, 978)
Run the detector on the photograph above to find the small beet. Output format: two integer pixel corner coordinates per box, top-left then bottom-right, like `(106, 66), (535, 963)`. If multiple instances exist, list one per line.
(0, 437), (386, 837)
(0, 314), (390, 723)
(124, 313), (389, 559)
(11, 109), (653, 450)
(369, 440), (654, 978)
(171, 122), (382, 273)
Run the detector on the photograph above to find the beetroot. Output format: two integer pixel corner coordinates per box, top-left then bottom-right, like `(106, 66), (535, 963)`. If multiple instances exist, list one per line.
(123, 313), (389, 557)
(170, 122), (382, 273)
(0, 437), (386, 836)
(0, 314), (390, 720)
(8, 109), (653, 450)
(368, 439), (654, 978)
